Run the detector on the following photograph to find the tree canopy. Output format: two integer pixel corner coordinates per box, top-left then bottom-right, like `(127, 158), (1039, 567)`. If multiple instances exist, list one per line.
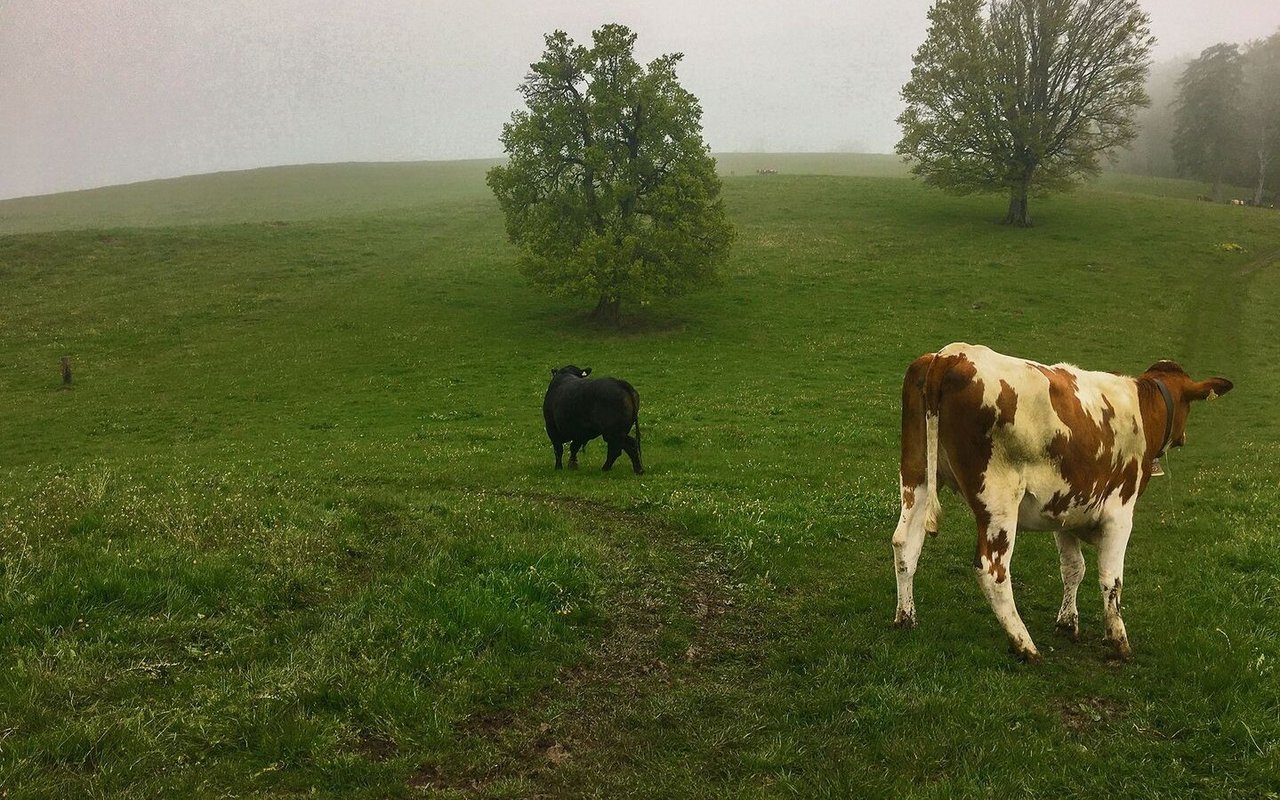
(487, 24), (733, 325)
(1171, 43), (1246, 201)
(896, 0), (1154, 226)
(1170, 34), (1280, 205)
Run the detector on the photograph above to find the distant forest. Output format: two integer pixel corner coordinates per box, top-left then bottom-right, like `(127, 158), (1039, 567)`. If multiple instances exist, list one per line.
(1115, 28), (1280, 204)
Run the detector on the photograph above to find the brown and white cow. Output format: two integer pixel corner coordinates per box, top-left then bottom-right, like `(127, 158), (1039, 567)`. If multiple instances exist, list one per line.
(891, 343), (1232, 662)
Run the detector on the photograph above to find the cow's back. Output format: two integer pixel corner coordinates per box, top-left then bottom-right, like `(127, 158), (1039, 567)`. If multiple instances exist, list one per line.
(931, 343), (1148, 528)
(546, 377), (637, 440)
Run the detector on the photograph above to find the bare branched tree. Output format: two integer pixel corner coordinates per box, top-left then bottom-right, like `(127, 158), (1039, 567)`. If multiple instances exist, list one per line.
(897, 0), (1154, 226)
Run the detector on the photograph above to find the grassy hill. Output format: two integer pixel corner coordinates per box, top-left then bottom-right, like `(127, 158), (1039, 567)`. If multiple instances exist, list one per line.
(1, 162), (1278, 797)
(0, 153), (1224, 235)
(0, 160), (501, 235)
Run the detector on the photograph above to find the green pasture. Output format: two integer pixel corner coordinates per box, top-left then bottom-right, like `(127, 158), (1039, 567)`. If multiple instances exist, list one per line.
(1, 159), (1278, 798)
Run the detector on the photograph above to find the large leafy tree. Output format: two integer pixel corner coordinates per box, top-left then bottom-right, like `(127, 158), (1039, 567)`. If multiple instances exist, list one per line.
(1171, 43), (1246, 201)
(897, 0), (1154, 226)
(487, 24), (733, 326)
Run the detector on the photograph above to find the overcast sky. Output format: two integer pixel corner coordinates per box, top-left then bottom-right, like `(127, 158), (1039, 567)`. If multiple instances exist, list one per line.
(3, 1), (1279, 200)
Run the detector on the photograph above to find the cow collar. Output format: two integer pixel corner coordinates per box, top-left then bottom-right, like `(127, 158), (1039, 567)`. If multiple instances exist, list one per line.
(1153, 378), (1175, 457)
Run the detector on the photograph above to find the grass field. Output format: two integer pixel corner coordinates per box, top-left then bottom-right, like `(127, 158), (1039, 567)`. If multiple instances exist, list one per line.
(1, 158), (1278, 798)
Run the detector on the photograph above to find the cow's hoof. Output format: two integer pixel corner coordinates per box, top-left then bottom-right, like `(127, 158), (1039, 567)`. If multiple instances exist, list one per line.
(892, 611), (916, 629)
(568, 462), (578, 470)
(1055, 621), (1080, 642)
(601, 464), (612, 472)
(633, 467), (644, 475)
(1105, 638), (1134, 662)
(1014, 647), (1043, 665)
(1008, 638), (1042, 663)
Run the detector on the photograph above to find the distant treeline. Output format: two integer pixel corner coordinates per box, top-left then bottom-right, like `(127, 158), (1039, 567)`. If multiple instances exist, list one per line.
(1114, 29), (1280, 205)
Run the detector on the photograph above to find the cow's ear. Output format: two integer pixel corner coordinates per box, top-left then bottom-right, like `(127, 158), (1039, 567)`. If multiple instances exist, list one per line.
(1188, 376), (1233, 401)
(581, 367), (592, 377)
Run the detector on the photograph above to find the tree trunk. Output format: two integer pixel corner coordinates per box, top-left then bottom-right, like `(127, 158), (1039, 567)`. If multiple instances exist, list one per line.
(1003, 171), (1034, 227)
(590, 295), (621, 327)
(1253, 149), (1268, 207)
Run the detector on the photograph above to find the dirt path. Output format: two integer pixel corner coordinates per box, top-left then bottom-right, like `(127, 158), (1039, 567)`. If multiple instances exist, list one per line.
(406, 493), (745, 798)
(1235, 246), (1280, 277)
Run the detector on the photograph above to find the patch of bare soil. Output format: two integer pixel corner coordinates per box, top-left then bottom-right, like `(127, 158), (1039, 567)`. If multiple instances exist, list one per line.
(353, 731), (398, 763)
(1057, 695), (1125, 733)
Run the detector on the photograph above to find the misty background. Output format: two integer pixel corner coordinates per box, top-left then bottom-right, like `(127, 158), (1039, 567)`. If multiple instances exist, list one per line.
(4, 0), (1279, 201)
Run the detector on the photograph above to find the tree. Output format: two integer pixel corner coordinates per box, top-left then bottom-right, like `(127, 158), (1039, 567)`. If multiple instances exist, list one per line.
(1240, 32), (1280, 205)
(1171, 43), (1246, 201)
(487, 24), (733, 326)
(896, 0), (1154, 226)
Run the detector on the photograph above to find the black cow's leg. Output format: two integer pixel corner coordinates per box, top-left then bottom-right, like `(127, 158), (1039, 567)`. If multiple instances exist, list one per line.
(602, 438), (622, 471)
(569, 441), (583, 469)
(621, 435), (643, 474)
(553, 441), (564, 470)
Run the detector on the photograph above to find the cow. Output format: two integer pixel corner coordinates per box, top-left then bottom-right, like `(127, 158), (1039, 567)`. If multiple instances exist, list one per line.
(891, 343), (1232, 662)
(543, 365), (644, 474)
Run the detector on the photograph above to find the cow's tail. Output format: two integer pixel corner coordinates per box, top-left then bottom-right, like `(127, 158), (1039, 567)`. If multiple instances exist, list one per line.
(628, 384), (642, 461)
(924, 408), (941, 535)
(922, 353), (948, 536)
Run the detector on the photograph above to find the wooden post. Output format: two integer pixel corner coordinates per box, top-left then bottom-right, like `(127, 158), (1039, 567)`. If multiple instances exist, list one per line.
(61, 356), (72, 386)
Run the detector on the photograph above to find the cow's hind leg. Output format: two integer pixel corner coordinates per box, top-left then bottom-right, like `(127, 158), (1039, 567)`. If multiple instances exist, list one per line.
(621, 435), (643, 474)
(1054, 531), (1086, 641)
(602, 434), (643, 474)
(891, 480), (931, 628)
(568, 440), (585, 469)
(601, 437), (622, 471)
(892, 354), (936, 629)
(553, 441), (565, 470)
(1097, 515), (1135, 660)
(974, 499), (1039, 662)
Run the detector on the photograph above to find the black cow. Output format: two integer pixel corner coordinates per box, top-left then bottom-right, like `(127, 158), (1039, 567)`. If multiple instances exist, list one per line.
(543, 365), (644, 474)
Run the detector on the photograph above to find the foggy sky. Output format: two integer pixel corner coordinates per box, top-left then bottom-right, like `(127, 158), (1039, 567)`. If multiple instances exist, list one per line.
(3, 1), (1279, 200)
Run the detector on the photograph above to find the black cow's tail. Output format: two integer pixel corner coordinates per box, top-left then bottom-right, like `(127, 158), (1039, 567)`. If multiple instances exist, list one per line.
(630, 385), (642, 462)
